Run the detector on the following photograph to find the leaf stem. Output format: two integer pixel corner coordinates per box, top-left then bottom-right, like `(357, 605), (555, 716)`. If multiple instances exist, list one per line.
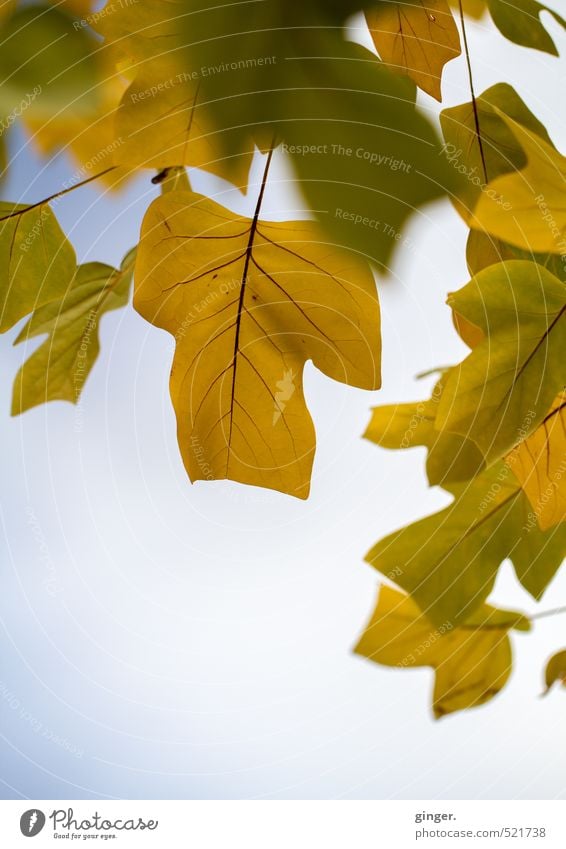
(226, 144), (275, 455)
(0, 166), (118, 222)
(458, 0), (488, 184)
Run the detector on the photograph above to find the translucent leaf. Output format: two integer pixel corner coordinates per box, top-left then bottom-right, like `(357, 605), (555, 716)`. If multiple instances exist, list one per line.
(507, 392), (566, 530)
(355, 584), (530, 717)
(0, 203), (76, 334)
(12, 251), (135, 413)
(436, 260), (566, 464)
(366, 0), (461, 100)
(365, 464), (566, 627)
(135, 184), (381, 498)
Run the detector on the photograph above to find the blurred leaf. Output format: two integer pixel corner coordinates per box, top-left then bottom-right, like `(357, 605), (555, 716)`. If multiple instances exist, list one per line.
(177, 2), (457, 264)
(486, 0), (566, 56)
(12, 250), (135, 414)
(366, 0), (461, 100)
(355, 584), (530, 717)
(543, 649), (566, 694)
(436, 260), (566, 464)
(112, 67), (254, 188)
(0, 202), (76, 333)
(0, 5), (100, 117)
(449, 0), (486, 17)
(135, 183), (381, 498)
(507, 392), (566, 530)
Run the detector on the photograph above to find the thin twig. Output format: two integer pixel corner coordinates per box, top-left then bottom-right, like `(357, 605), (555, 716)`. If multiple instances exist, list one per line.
(0, 166), (118, 222)
(458, 0), (488, 184)
(531, 606), (566, 622)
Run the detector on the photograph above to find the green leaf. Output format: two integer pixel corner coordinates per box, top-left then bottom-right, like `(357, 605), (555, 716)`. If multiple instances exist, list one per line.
(487, 0), (566, 56)
(364, 375), (485, 486)
(0, 202), (76, 334)
(12, 250), (134, 414)
(436, 260), (566, 465)
(355, 584), (530, 717)
(365, 464), (566, 628)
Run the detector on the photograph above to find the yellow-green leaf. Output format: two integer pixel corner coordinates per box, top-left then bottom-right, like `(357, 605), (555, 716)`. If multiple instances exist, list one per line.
(135, 186), (381, 498)
(0, 203), (76, 333)
(506, 392), (566, 530)
(366, 464), (566, 627)
(436, 260), (566, 465)
(12, 251), (135, 414)
(465, 229), (565, 281)
(472, 112), (566, 254)
(364, 375), (484, 486)
(440, 83), (555, 224)
(355, 584), (530, 718)
(365, 0), (461, 100)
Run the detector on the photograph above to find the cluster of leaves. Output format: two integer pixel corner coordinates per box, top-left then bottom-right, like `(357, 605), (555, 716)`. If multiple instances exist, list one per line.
(0, 0), (564, 718)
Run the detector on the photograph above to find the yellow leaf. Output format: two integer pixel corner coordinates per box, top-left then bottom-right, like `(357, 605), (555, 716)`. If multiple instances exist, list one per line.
(452, 309), (484, 348)
(355, 585), (530, 718)
(113, 66), (254, 189)
(472, 112), (566, 254)
(366, 0), (461, 101)
(507, 393), (566, 530)
(135, 181), (381, 498)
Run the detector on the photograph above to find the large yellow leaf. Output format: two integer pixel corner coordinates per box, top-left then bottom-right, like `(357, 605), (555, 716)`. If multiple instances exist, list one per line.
(355, 585), (530, 718)
(506, 393), (566, 530)
(135, 185), (381, 498)
(472, 112), (566, 254)
(366, 0), (461, 100)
